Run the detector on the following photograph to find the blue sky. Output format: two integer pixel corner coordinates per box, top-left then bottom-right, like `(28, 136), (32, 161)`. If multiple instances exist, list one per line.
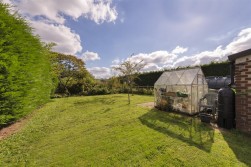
(3, 0), (251, 78)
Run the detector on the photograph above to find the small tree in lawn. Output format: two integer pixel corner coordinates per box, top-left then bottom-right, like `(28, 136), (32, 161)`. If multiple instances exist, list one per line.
(113, 56), (146, 104)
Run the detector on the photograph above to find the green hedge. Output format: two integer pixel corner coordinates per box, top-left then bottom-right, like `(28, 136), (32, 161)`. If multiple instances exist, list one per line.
(201, 61), (230, 77)
(134, 61), (230, 87)
(134, 71), (163, 86)
(0, 4), (52, 126)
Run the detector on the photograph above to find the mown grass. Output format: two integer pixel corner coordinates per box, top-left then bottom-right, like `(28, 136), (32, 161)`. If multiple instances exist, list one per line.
(0, 94), (251, 166)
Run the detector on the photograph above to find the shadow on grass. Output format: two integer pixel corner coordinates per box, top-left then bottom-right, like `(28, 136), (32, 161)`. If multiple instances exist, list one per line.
(221, 130), (251, 166)
(139, 109), (215, 152)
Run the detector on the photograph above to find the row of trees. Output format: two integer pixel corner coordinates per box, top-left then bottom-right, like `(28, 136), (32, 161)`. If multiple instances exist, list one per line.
(50, 54), (149, 104)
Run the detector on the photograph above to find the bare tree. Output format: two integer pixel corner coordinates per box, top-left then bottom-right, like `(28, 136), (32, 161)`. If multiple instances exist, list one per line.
(113, 56), (146, 104)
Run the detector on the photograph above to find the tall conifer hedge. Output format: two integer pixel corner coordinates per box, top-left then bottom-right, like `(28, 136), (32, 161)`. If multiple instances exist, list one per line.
(0, 3), (52, 126)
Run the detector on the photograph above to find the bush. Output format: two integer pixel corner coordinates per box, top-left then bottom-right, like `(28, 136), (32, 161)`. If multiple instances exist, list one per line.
(68, 83), (83, 95)
(131, 87), (153, 95)
(88, 87), (111, 95)
(109, 88), (119, 94)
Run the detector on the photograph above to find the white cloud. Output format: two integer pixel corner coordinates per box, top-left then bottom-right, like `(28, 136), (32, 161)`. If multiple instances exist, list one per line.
(172, 46), (188, 54)
(89, 27), (251, 79)
(89, 1), (118, 24)
(142, 63), (162, 71)
(108, 51), (176, 77)
(97, 27), (251, 79)
(88, 67), (112, 79)
(173, 46), (227, 67)
(207, 30), (235, 43)
(16, 0), (117, 24)
(1, 0), (11, 4)
(112, 58), (120, 64)
(30, 21), (82, 55)
(225, 28), (251, 54)
(82, 51), (100, 61)
(128, 51), (177, 66)
(174, 27), (251, 67)
(4, 0), (118, 55)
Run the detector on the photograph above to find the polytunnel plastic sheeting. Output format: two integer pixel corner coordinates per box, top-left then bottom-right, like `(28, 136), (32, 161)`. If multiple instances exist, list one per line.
(193, 74), (207, 85)
(169, 70), (185, 85)
(198, 75), (207, 85)
(155, 68), (205, 86)
(177, 68), (199, 85)
(160, 72), (171, 85)
(155, 72), (171, 86)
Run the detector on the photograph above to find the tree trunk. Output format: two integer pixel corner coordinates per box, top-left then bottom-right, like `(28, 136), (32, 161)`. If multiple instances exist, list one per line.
(127, 85), (130, 104)
(130, 84), (133, 96)
(59, 78), (71, 96)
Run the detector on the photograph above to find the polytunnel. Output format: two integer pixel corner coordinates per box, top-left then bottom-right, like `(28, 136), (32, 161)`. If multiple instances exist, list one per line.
(154, 67), (208, 115)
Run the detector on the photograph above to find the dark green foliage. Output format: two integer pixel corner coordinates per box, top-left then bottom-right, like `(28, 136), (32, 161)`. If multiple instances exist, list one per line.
(132, 87), (153, 95)
(52, 53), (95, 96)
(134, 71), (163, 86)
(88, 87), (111, 95)
(0, 4), (52, 126)
(201, 61), (230, 77)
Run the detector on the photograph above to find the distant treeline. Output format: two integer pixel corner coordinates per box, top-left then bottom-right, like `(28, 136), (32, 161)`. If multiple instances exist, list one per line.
(134, 61), (230, 86)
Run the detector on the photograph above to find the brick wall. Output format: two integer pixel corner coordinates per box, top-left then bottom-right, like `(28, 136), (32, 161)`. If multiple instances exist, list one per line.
(235, 56), (251, 134)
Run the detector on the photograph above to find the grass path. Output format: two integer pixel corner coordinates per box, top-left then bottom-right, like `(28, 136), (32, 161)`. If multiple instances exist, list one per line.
(0, 94), (251, 166)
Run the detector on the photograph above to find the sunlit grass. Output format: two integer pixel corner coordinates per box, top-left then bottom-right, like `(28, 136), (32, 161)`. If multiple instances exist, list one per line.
(0, 94), (250, 166)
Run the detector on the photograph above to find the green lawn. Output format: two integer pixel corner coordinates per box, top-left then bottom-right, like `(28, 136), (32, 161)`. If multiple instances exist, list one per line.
(0, 94), (251, 166)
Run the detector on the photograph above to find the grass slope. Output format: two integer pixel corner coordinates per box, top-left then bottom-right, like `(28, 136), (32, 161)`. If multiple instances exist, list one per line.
(0, 94), (251, 166)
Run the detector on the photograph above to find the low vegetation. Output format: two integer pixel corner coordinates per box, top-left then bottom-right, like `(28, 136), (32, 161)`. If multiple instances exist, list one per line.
(0, 94), (250, 166)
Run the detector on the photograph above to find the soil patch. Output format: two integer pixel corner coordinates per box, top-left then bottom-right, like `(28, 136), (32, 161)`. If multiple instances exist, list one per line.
(137, 102), (155, 108)
(0, 115), (32, 140)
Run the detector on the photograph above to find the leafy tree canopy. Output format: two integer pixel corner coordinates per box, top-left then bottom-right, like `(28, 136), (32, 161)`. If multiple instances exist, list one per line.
(52, 53), (95, 95)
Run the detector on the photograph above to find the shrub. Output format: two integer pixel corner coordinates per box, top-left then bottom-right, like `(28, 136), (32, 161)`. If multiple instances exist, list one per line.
(88, 87), (111, 95)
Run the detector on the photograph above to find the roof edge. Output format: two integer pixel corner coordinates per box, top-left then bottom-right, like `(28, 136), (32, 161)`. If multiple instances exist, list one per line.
(228, 48), (251, 61)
